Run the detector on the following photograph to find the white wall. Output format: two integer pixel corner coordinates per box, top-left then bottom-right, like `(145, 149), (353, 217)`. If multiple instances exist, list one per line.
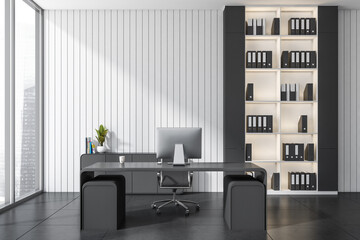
(338, 10), (360, 192)
(44, 10), (223, 192)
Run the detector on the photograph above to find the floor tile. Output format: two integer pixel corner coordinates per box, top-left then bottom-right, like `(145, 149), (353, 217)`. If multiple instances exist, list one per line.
(18, 226), (105, 240)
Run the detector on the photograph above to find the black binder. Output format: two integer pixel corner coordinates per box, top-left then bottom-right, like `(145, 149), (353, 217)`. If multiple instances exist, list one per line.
(305, 143), (315, 161)
(305, 51), (311, 68)
(257, 116), (263, 132)
(290, 51), (296, 68)
(247, 115), (252, 132)
(262, 116), (267, 132)
(281, 84), (287, 101)
(290, 84), (296, 101)
(289, 172), (296, 190)
(295, 172), (300, 190)
(267, 115), (273, 132)
(310, 173), (316, 190)
(283, 143), (290, 160)
(300, 18), (305, 35)
(271, 18), (280, 35)
(298, 143), (304, 161)
(281, 51), (289, 68)
(246, 83), (254, 101)
(295, 18), (300, 35)
(289, 144), (295, 161)
(294, 144), (299, 161)
(300, 172), (306, 190)
(252, 116), (257, 132)
(272, 173), (280, 191)
(247, 19), (253, 35)
(300, 51), (306, 68)
(306, 173), (311, 190)
(246, 51), (252, 68)
(251, 51), (257, 68)
(289, 18), (295, 35)
(305, 18), (310, 35)
(257, 51), (262, 68)
(298, 115), (308, 133)
(262, 51), (267, 68)
(310, 18), (316, 35)
(310, 51), (317, 68)
(295, 51), (300, 68)
(266, 51), (272, 68)
(304, 83), (313, 101)
(246, 143), (252, 161)
(256, 18), (262, 35)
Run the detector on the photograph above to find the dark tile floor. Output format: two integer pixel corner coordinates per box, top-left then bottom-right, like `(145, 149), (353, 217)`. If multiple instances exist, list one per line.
(0, 193), (360, 240)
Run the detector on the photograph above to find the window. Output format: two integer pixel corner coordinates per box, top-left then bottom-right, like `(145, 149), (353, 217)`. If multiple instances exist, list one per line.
(14, 0), (40, 200)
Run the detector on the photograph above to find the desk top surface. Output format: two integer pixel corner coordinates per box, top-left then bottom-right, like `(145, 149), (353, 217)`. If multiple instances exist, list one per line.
(81, 162), (265, 173)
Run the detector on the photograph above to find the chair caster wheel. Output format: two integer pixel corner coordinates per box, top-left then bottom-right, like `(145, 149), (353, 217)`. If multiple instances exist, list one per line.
(156, 209), (161, 215)
(185, 210), (190, 216)
(151, 204), (156, 209)
(196, 205), (200, 211)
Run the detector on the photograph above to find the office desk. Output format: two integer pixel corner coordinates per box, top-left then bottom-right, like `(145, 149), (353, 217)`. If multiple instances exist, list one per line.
(80, 162), (267, 229)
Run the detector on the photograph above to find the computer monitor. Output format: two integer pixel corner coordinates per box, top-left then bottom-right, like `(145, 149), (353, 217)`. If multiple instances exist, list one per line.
(156, 128), (202, 165)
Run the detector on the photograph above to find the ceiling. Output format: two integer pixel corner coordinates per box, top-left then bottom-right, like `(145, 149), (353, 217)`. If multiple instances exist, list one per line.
(34, 0), (359, 10)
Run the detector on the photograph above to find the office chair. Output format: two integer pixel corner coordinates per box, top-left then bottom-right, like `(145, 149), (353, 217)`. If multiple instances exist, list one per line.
(151, 167), (200, 216)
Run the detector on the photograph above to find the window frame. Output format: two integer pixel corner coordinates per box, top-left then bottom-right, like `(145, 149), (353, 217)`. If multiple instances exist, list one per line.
(0, 0), (43, 212)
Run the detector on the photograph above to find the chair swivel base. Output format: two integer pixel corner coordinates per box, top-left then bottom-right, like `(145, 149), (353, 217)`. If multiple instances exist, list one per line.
(151, 192), (200, 216)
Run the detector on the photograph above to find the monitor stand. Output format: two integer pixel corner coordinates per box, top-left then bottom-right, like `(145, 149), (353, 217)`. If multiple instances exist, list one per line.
(173, 144), (186, 166)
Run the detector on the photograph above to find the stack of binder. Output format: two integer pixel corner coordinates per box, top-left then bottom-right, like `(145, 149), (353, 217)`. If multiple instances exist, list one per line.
(283, 143), (304, 161)
(246, 51), (272, 68)
(246, 18), (266, 35)
(281, 51), (316, 68)
(247, 115), (273, 133)
(280, 83), (300, 101)
(288, 18), (317, 35)
(288, 172), (316, 190)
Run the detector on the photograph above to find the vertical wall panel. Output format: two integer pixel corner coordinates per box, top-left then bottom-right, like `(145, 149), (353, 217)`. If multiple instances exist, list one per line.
(339, 10), (360, 192)
(44, 10), (223, 192)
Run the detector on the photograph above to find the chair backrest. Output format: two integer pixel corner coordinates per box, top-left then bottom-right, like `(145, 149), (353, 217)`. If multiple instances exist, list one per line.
(160, 171), (190, 188)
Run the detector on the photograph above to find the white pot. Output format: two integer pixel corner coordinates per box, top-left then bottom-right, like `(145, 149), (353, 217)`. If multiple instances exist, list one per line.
(96, 146), (107, 153)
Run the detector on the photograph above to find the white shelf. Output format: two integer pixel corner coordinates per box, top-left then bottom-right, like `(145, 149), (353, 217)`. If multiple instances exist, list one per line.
(281, 68), (317, 72)
(251, 160), (281, 163)
(246, 35), (279, 40)
(280, 101), (317, 104)
(246, 35), (317, 40)
(280, 132), (318, 135)
(281, 161), (317, 163)
(245, 6), (318, 195)
(246, 101), (280, 104)
(246, 68), (280, 72)
(246, 101), (317, 104)
(246, 132), (280, 135)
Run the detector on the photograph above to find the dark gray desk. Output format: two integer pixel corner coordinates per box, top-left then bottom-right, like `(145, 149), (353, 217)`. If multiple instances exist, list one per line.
(80, 162), (267, 229)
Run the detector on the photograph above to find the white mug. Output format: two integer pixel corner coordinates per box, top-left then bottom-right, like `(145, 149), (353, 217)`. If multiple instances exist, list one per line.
(119, 156), (125, 164)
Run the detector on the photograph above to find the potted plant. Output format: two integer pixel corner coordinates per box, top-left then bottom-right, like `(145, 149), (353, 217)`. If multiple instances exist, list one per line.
(95, 124), (108, 153)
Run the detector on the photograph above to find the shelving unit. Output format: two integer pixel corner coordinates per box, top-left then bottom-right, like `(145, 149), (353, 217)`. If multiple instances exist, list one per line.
(245, 7), (318, 194)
